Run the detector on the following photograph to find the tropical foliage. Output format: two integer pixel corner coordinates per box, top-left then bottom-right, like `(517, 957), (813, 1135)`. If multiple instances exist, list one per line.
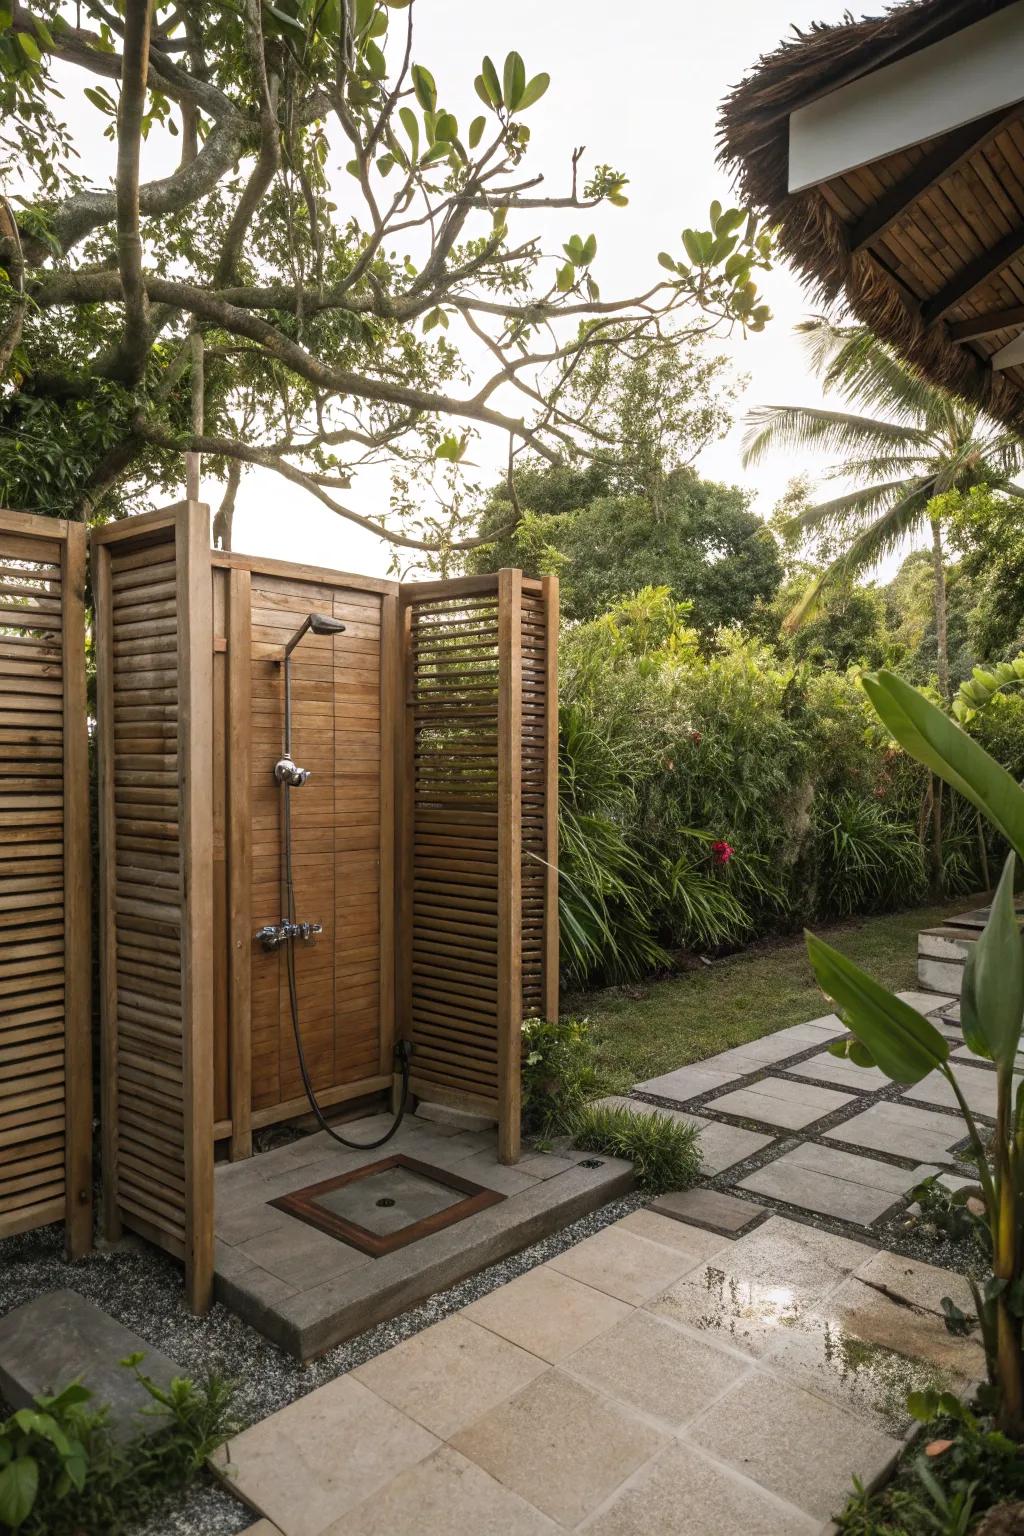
(805, 671), (1024, 1437)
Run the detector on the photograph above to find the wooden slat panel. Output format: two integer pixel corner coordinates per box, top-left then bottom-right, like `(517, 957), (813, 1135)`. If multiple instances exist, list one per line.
(94, 504), (214, 1313)
(0, 513), (91, 1254)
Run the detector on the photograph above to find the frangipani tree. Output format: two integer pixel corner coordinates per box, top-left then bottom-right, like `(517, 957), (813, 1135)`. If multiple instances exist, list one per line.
(0, 0), (771, 557)
(806, 670), (1024, 1436)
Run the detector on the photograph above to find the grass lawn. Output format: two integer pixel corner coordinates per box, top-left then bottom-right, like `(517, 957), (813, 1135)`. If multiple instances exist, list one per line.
(571, 897), (975, 1096)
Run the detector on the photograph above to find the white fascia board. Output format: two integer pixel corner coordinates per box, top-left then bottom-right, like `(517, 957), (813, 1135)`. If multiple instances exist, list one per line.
(991, 330), (1024, 370)
(788, 1), (1024, 193)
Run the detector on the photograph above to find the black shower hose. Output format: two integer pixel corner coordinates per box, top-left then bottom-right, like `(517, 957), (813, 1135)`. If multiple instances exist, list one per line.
(281, 781), (411, 1150)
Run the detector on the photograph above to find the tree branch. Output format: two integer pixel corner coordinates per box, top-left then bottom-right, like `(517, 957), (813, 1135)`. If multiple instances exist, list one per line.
(111, 0), (154, 383)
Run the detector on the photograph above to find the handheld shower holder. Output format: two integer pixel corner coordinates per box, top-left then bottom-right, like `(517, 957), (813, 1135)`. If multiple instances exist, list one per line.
(275, 755), (311, 787)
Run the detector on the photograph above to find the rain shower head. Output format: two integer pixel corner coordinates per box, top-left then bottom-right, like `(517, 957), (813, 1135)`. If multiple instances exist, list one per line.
(283, 611), (347, 658)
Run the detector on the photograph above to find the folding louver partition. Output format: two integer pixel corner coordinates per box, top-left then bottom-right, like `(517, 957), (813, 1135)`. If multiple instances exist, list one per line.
(0, 511), (91, 1256)
(399, 571), (559, 1163)
(92, 502), (214, 1312)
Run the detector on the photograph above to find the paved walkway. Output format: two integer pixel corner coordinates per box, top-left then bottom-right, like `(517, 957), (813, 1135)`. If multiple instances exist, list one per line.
(220, 1203), (983, 1535)
(217, 985), (990, 1535)
(625, 990), (990, 1237)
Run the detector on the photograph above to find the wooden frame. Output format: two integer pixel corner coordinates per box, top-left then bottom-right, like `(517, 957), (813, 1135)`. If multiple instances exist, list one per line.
(0, 511), (91, 1257)
(93, 502), (215, 1312)
(269, 1152), (504, 1257)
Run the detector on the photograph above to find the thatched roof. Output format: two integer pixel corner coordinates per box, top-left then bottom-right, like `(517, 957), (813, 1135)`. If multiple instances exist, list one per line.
(718, 0), (1024, 434)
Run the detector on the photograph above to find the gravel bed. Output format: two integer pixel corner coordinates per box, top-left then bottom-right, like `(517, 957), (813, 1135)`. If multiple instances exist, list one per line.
(0, 1187), (644, 1536)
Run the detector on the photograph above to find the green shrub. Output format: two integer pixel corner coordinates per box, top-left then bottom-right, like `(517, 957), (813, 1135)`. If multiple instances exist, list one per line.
(0, 1357), (238, 1535)
(521, 1016), (600, 1138)
(570, 1101), (701, 1193)
(810, 793), (926, 919)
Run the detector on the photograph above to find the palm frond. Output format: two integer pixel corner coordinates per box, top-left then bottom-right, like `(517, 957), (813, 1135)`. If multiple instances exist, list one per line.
(796, 316), (953, 430)
(784, 480), (935, 630)
(784, 478), (920, 540)
(741, 404), (928, 469)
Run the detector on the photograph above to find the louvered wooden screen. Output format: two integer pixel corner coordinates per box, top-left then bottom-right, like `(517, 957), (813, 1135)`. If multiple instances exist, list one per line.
(94, 502), (214, 1312)
(400, 571), (558, 1163)
(0, 512), (91, 1255)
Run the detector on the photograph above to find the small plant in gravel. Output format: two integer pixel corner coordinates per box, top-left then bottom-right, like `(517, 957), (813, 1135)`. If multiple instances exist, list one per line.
(0, 1357), (238, 1534)
(570, 1100), (701, 1194)
(806, 670), (1024, 1438)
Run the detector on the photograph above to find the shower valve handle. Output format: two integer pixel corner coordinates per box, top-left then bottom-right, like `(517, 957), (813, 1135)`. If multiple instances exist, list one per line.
(255, 920), (323, 951)
(274, 756), (311, 787)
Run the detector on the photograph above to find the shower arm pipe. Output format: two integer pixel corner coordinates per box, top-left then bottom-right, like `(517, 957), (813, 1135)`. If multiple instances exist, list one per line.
(279, 613), (344, 759)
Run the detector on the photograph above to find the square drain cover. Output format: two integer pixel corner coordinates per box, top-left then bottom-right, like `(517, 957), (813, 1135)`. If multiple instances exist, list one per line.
(270, 1154), (504, 1257)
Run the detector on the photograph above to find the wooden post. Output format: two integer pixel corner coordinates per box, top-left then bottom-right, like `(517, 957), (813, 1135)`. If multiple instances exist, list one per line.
(61, 521), (93, 1258)
(93, 539), (121, 1245)
(396, 597), (414, 1075)
(178, 500), (215, 1312)
(541, 574), (560, 1025)
(379, 592), (399, 1098)
(497, 568), (523, 1164)
(227, 568), (252, 1161)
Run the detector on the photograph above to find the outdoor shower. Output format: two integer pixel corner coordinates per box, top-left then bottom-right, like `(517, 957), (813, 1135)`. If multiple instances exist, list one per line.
(257, 612), (411, 1150)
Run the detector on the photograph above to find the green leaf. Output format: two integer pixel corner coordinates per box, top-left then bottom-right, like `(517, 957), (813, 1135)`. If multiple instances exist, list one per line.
(363, 39), (387, 79)
(0, 1457), (39, 1529)
(682, 228), (703, 266)
(399, 105), (419, 159)
(411, 63), (436, 112)
(580, 233), (597, 265)
(481, 54), (502, 107)
(862, 670), (1024, 861)
(805, 931), (949, 1084)
(467, 115), (485, 149)
(961, 853), (1024, 1069)
(709, 199), (722, 230)
(15, 30), (40, 61)
(84, 86), (115, 114)
(503, 51), (526, 111)
(907, 1389), (940, 1423)
(555, 261), (574, 293)
(516, 71), (550, 110)
(434, 111), (457, 142)
(657, 252), (678, 273)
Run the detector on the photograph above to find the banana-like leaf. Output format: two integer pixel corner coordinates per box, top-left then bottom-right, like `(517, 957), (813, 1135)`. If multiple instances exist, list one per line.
(961, 852), (1024, 1070)
(805, 932), (949, 1084)
(862, 671), (1024, 860)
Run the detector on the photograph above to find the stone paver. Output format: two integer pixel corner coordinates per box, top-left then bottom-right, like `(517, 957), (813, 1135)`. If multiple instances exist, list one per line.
(688, 1370), (902, 1521)
(825, 1099), (968, 1165)
(903, 1063), (1005, 1119)
(546, 1220), (721, 1305)
(650, 1185), (766, 1235)
(461, 1264), (632, 1363)
(583, 1440), (818, 1536)
(351, 1315), (546, 1440)
(323, 1447), (556, 1535)
(739, 1144), (936, 1225)
(633, 1063), (740, 1101)
(696, 1118), (776, 1173)
(212, 1376), (438, 1536)
(449, 1370), (667, 1529)
(787, 1050), (888, 1092)
(0, 1290), (179, 1443)
(710, 1075), (854, 1130)
(564, 1309), (750, 1429)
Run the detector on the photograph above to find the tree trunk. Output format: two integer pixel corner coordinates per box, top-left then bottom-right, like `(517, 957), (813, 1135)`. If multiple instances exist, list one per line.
(930, 515), (950, 701)
(212, 458), (241, 551)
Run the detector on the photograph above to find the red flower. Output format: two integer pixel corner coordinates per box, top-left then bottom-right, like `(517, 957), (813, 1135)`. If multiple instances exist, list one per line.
(711, 840), (734, 865)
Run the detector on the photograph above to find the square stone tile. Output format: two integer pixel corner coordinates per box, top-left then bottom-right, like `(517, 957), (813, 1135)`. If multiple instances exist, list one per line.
(462, 1264), (632, 1363)
(825, 1100), (968, 1165)
(565, 1309), (751, 1428)
(217, 1201), (306, 1248)
(633, 1065), (740, 1102)
(706, 1035), (811, 1070)
(584, 1440), (818, 1536)
(896, 990), (956, 1016)
(825, 1269), (986, 1380)
(787, 1051), (888, 1092)
(687, 1371), (901, 1520)
(647, 1216), (874, 1356)
(241, 1524), (285, 1536)
(352, 1316), (545, 1439)
(651, 1186), (766, 1236)
(236, 1220), (371, 1290)
(775, 1015), (847, 1041)
(739, 1146), (934, 1226)
(449, 1370), (666, 1528)
(903, 1064), (1003, 1119)
(852, 1249), (977, 1320)
(699, 1120), (776, 1173)
(710, 1077), (854, 1130)
(515, 1152), (577, 1178)
(442, 1153), (539, 1196)
(212, 1377), (439, 1536)
(547, 1224), (709, 1305)
(323, 1446), (556, 1535)
(615, 1207), (732, 1259)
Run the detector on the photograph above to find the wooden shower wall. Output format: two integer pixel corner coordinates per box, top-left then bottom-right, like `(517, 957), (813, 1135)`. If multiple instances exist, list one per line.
(210, 554), (398, 1162)
(0, 511), (91, 1256)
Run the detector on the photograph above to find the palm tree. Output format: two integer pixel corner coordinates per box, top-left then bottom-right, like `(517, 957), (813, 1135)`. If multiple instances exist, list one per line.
(743, 317), (1024, 698)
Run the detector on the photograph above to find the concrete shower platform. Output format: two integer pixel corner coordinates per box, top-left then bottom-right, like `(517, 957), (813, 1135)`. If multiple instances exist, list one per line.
(214, 1116), (633, 1359)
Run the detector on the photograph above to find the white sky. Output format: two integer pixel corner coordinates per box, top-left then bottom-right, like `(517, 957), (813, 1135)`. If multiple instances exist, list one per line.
(33, 0), (866, 578)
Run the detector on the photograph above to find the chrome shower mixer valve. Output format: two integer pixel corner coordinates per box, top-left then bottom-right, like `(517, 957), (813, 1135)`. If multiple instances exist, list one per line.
(255, 920), (323, 952)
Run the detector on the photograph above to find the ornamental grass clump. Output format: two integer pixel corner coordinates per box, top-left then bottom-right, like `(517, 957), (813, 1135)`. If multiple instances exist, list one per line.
(806, 669), (1024, 1438)
(570, 1101), (701, 1194)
